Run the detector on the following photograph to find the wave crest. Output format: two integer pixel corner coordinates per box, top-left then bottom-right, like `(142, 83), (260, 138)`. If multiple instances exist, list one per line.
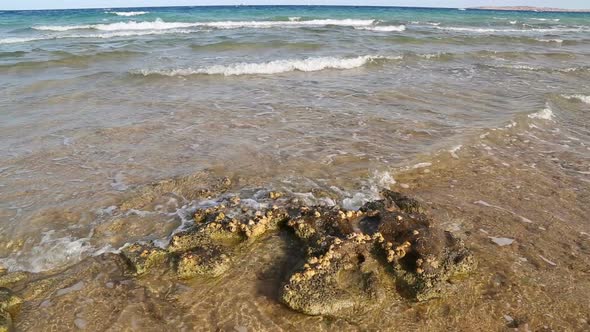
(562, 94), (590, 104)
(137, 55), (397, 77)
(106, 11), (149, 17)
(528, 105), (554, 121)
(355, 25), (406, 32)
(34, 18), (377, 32)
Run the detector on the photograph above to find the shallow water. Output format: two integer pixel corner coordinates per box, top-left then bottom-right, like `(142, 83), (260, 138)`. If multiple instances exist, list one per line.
(0, 5), (589, 331)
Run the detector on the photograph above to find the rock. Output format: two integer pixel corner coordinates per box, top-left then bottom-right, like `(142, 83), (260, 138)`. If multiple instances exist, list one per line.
(280, 236), (387, 315)
(0, 288), (22, 332)
(119, 186), (474, 317)
(269, 191), (283, 200)
(280, 190), (474, 315)
(0, 272), (29, 288)
(0, 310), (12, 332)
(177, 246), (231, 279)
(120, 243), (169, 275)
(168, 201), (290, 279)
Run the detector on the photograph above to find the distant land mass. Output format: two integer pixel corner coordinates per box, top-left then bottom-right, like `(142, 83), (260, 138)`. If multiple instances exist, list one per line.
(473, 6), (590, 12)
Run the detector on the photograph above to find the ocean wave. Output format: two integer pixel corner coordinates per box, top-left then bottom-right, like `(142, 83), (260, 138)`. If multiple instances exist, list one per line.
(33, 18), (377, 32)
(435, 26), (586, 33)
(137, 55), (397, 77)
(562, 94), (590, 104)
(34, 19), (197, 31)
(417, 52), (453, 60)
(80, 29), (193, 38)
(0, 36), (49, 44)
(1, 29), (194, 44)
(484, 63), (588, 74)
(355, 25), (406, 32)
(106, 11), (149, 17)
(528, 105), (554, 120)
(536, 38), (563, 43)
(410, 21), (440, 26)
(530, 18), (560, 22)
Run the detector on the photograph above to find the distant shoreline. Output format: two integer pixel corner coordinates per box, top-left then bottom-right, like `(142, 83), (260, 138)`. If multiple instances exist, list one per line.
(473, 6), (590, 13)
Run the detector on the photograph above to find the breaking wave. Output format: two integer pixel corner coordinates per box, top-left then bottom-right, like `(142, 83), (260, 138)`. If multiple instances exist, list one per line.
(106, 11), (149, 17)
(0, 37), (49, 44)
(528, 104), (555, 121)
(137, 55), (398, 77)
(355, 25), (406, 32)
(562, 94), (590, 104)
(34, 18), (377, 32)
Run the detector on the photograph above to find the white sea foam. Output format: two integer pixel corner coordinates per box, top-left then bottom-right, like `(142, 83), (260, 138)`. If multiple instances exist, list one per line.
(79, 29), (193, 39)
(107, 11), (149, 17)
(0, 231), (93, 273)
(341, 170), (396, 210)
(418, 53), (448, 59)
(355, 25), (406, 32)
(34, 18), (376, 32)
(436, 26), (585, 33)
(0, 37), (49, 44)
(138, 55), (391, 77)
(536, 38), (563, 43)
(198, 18), (376, 29)
(528, 105), (554, 121)
(530, 18), (560, 22)
(411, 21), (440, 26)
(35, 19), (197, 31)
(562, 94), (590, 104)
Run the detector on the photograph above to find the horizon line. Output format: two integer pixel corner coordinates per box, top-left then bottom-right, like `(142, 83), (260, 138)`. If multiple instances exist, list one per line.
(2, 4), (589, 12)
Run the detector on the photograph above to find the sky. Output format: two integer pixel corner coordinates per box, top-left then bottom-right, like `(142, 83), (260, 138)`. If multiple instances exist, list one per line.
(1, 1), (588, 10)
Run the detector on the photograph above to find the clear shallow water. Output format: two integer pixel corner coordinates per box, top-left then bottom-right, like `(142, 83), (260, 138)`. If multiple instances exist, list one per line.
(1, 6), (590, 331)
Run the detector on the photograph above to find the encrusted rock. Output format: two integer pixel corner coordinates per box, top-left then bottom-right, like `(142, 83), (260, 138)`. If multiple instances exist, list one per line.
(120, 243), (169, 275)
(269, 191), (283, 200)
(177, 246), (231, 279)
(280, 238), (386, 315)
(280, 189), (474, 315)
(121, 185), (474, 317)
(0, 310), (12, 332)
(0, 273), (29, 289)
(0, 288), (22, 332)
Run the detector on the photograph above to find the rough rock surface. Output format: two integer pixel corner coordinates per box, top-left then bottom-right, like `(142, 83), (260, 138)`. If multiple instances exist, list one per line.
(0, 288), (22, 332)
(279, 190), (474, 315)
(119, 188), (474, 316)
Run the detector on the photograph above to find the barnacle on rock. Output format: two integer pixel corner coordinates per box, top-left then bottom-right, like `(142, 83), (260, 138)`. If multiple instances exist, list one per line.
(120, 187), (474, 317)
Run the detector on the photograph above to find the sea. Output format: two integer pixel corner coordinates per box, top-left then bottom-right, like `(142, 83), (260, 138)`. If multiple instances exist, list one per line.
(1, 6), (589, 331)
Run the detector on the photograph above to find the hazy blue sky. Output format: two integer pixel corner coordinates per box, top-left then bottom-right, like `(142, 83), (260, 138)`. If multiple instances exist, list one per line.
(1, 1), (588, 10)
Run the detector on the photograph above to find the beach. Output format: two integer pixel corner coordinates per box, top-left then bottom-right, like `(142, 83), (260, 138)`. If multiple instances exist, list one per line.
(1, 5), (589, 331)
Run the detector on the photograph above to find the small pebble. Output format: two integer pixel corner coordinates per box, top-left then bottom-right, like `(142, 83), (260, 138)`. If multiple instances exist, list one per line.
(74, 318), (87, 330)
